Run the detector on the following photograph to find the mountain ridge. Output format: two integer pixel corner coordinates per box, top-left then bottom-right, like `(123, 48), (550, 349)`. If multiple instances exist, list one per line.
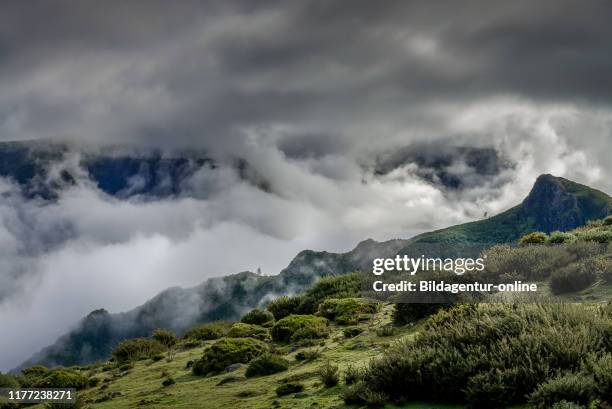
(14, 174), (612, 371)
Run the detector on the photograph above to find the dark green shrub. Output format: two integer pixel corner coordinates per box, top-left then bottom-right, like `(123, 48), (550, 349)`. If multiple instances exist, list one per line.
(550, 401), (586, 409)
(275, 382), (304, 396)
(528, 373), (596, 408)
(299, 273), (362, 314)
(586, 353), (612, 399)
(520, 232), (548, 245)
(550, 261), (598, 294)
(226, 323), (271, 341)
(271, 315), (329, 343)
(266, 296), (303, 320)
(343, 327), (363, 338)
(183, 322), (229, 340)
(152, 328), (177, 347)
(161, 377), (175, 387)
(375, 325), (395, 337)
(341, 381), (388, 407)
(594, 257), (612, 283)
(362, 304), (611, 406)
(241, 308), (275, 326)
(392, 303), (443, 325)
(294, 349), (320, 362)
(34, 369), (89, 390)
(318, 360), (339, 387)
(549, 231), (577, 244)
(245, 354), (290, 377)
(604, 216), (612, 226)
(579, 230), (612, 243)
(316, 298), (379, 325)
(151, 354), (164, 362)
(0, 372), (19, 388)
(111, 338), (166, 363)
(192, 338), (268, 376)
(22, 365), (49, 379)
(344, 364), (363, 385)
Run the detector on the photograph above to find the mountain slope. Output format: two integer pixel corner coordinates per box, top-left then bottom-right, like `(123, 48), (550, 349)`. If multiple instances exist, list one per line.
(16, 174), (611, 370)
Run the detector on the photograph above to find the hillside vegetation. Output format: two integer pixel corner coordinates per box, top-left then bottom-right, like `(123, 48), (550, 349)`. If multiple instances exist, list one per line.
(3, 218), (612, 409)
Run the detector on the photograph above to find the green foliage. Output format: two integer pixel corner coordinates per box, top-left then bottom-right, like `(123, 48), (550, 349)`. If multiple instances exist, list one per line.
(520, 231), (549, 245)
(298, 273), (362, 314)
(151, 329), (177, 347)
(604, 215), (612, 226)
(528, 373), (596, 408)
(226, 323), (271, 341)
(344, 364), (363, 385)
(182, 322), (228, 341)
(294, 349), (321, 362)
(22, 365), (49, 378)
(578, 230), (612, 243)
(363, 304), (612, 406)
(245, 353), (290, 377)
(316, 298), (379, 325)
(240, 308), (275, 326)
(266, 296), (303, 320)
(270, 314), (329, 343)
(275, 382), (304, 396)
(111, 337), (166, 363)
(192, 337), (268, 376)
(549, 231), (577, 244)
(161, 377), (175, 387)
(595, 257), (612, 283)
(375, 325), (396, 337)
(34, 369), (89, 390)
(341, 381), (388, 407)
(318, 360), (339, 387)
(550, 261), (598, 294)
(342, 327), (363, 338)
(584, 353), (612, 399)
(392, 303), (444, 325)
(0, 372), (19, 388)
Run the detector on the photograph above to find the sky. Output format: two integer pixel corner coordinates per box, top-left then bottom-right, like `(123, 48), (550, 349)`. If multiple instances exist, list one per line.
(1, 0), (612, 370)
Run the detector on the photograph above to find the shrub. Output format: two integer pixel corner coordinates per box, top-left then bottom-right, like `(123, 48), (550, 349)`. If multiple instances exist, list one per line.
(271, 315), (329, 343)
(375, 325), (395, 337)
(343, 327), (363, 338)
(362, 304), (611, 406)
(192, 338), (268, 376)
(275, 382), (304, 396)
(183, 322), (228, 340)
(341, 381), (388, 407)
(241, 308), (275, 326)
(585, 353), (612, 399)
(0, 372), (19, 388)
(112, 338), (166, 363)
(551, 401), (586, 409)
(34, 369), (89, 390)
(295, 349), (321, 362)
(550, 261), (598, 294)
(266, 296), (303, 320)
(316, 298), (379, 325)
(528, 373), (596, 408)
(299, 273), (362, 313)
(579, 230), (612, 244)
(392, 303), (443, 325)
(549, 231), (577, 244)
(318, 360), (339, 387)
(152, 329), (177, 347)
(344, 364), (363, 385)
(595, 258), (612, 283)
(161, 377), (175, 387)
(245, 354), (290, 377)
(604, 216), (612, 226)
(22, 365), (49, 379)
(520, 232), (548, 245)
(226, 323), (271, 341)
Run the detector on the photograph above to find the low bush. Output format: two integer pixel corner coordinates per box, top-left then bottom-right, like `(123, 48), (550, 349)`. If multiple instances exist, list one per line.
(528, 373), (596, 408)
(550, 261), (598, 294)
(183, 322), (229, 341)
(192, 338), (268, 376)
(240, 308), (275, 326)
(34, 369), (89, 390)
(362, 304), (611, 407)
(226, 323), (271, 341)
(585, 353), (612, 399)
(595, 258), (612, 283)
(392, 303), (443, 325)
(549, 231), (577, 244)
(151, 329), (177, 347)
(0, 372), (19, 388)
(520, 231), (548, 245)
(343, 327), (363, 338)
(318, 360), (339, 387)
(266, 296), (303, 320)
(341, 381), (388, 407)
(604, 216), (612, 226)
(275, 382), (304, 396)
(375, 325), (395, 337)
(271, 315), (329, 343)
(578, 230), (612, 244)
(161, 377), (175, 387)
(245, 353), (290, 377)
(550, 401), (586, 409)
(316, 298), (379, 325)
(111, 338), (166, 363)
(294, 349), (321, 362)
(344, 364), (363, 385)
